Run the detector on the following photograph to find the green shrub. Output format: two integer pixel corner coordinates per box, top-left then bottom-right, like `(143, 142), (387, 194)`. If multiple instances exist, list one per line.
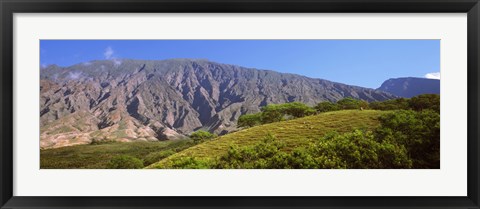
(238, 113), (262, 128)
(337, 98), (369, 110)
(216, 130), (413, 169)
(287, 148), (318, 168)
(261, 104), (285, 123)
(310, 130), (412, 169)
(370, 98), (410, 111)
(261, 102), (316, 123)
(190, 130), (217, 144)
(90, 137), (116, 145)
(216, 133), (286, 169)
(107, 155), (144, 169)
(167, 157), (215, 169)
(409, 94), (440, 112)
(143, 150), (176, 166)
(376, 110), (440, 168)
(314, 101), (340, 113)
(281, 102), (316, 118)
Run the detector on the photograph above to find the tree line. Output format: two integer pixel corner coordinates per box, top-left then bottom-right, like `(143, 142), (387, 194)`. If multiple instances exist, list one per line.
(166, 108), (440, 169)
(238, 94), (439, 128)
(215, 108), (439, 169)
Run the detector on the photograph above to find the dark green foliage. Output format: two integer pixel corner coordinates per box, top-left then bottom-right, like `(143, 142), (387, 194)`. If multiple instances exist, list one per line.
(166, 157), (215, 169)
(310, 130), (412, 168)
(409, 94), (440, 112)
(239, 102), (316, 128)
(238, 113), (262, 128)
(281, 102), (316, 118)
(260, 104), (286, 123)
(314, 101), (340, 113)
(369, 94), (439, 113)
(215, 130), (413, 169)
(369, 98), (410, 110)
(337, 98), (369, 110)
(216, 133), (288, 168)
(312, 94), (439, 113)
(190, 130), (217, 144)
(143, 150), (176, 166)
(107, 155), (144, 169)
(376, 110), (440, 168)
(89, 139), (116, 145)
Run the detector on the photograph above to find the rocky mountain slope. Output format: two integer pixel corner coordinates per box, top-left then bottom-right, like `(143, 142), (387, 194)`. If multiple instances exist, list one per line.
(40, 59), (396, 148)
(377, 77), (440, 98)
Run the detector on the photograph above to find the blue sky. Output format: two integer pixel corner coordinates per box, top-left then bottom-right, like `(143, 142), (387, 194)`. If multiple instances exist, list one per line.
(40, 40), (440, 88)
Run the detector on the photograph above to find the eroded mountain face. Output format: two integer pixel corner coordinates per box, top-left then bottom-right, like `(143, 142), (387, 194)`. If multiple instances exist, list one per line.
(40, 59), (396, 148)
(377, 77), (440, 98)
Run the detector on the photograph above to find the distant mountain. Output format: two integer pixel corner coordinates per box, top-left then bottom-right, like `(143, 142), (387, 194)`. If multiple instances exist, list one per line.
(377, 77), (440, 98)
(40, 59), (396, 148)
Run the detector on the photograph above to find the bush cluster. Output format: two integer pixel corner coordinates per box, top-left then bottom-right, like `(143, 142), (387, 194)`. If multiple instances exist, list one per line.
(170, 109), (440, 169)
(238, 94), (440, 129)
(370, 94), (439, 112)
(376, 109), (440, 168)
(215, 128), (414, 169)
(165, 157), (215, 169)
(107, 155), (144, 169)
(143, 150), (176, 166)
(238, 102), (316, 128)
(190, 130), (217, 144)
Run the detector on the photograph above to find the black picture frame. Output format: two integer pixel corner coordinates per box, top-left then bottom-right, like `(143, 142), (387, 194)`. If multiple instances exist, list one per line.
(1, 0), (479, 208)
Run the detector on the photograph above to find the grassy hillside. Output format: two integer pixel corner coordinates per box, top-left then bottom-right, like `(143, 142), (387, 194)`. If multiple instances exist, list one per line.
(40, 139), (193, 169)
(149, 110), (387, 168)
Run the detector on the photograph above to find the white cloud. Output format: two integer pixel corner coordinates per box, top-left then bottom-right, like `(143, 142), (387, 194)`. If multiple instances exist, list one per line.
(40, 63), (48, 69)
(104, 46), (114, 59)
(103, 47), (122, 67)
(425, 72), (440, 80)
(68, 71), (83, 80)
(112, 58), (122, 67)
(52, 74), (59, 81)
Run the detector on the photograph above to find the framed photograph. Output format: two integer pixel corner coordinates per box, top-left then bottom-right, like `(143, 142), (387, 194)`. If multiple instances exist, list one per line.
(1, 0), (479, 208)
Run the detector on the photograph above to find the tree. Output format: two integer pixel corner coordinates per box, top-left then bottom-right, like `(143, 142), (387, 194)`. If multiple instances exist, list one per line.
(107, 155), (144, 169)
(281, 102), (316, 118)
(370, 98), (410, 110)
(337, 98), (368, 110)
(190, 130), (217, 144)
(409, 94), (440, 112)
(261, 104), (284, 123)
(215, 130), (414, 169)
(306, 130), (413, 169)
(216, 133), (288, 169)
(314, 101), (340, 113)
(375, 110), (440, 168)
(358, 100), (369, 109)
(238, 113), (262, 128)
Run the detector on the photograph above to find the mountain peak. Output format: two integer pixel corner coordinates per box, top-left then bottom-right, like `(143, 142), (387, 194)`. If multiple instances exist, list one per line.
(377, 77), (440, 98)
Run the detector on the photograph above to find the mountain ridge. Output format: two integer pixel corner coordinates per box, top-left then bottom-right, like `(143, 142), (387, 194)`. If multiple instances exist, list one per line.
(377, 77), (440, 98)
(40, 58), (397, 148)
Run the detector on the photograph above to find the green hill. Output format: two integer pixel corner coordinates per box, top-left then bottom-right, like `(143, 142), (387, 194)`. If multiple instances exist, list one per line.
(40, 139), (193, 169)
(148, 110), (387, 168)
